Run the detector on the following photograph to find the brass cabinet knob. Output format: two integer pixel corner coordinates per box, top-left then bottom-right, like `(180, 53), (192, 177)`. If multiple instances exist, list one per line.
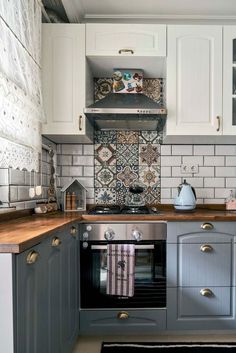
(51, 237), (61, 247)
(70, 226), (77, 237)
(200, 244), (213, 253)
(200, 288), (214, 297)
(201, 223), (214, 230)
(26, 250), (39, 264)
(117, 311), (129, 320)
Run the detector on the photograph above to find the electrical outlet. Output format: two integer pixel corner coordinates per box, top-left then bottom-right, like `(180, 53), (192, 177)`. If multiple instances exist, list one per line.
(181, 164), (199, 174)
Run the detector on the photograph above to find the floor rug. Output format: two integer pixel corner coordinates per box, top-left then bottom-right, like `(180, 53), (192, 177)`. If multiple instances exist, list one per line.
(101, 342), (236, 353)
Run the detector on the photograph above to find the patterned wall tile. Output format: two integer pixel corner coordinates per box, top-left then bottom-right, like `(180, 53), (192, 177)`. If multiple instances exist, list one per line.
(116, 186), (129, 205)
(95, 165), (116, 187)
(94, 130), (117, 144)
(95, 188), (116, 204)
(139, 131), (163, 144)
(117, 144), (139, 166)
(139, 165), (160, 187)
(117, 165), (139, 188)
(139, 144), (160, 166)
(95, 144), (116, 166)
(117, 131), (139, 144)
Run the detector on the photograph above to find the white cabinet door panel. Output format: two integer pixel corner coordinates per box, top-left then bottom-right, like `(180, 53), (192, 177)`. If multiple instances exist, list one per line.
(167, 25), (222, 136)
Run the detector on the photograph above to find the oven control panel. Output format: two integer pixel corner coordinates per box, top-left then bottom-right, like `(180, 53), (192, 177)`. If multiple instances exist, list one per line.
(80, 223), (167, 242)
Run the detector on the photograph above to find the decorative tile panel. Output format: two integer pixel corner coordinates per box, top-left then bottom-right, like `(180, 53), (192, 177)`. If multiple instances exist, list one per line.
(139, 144), (160, 167)
(117, 165), (139, 188)
(95, 144), (116, 166)
(117, 131), (139, 144)
(95, 166), (116, 187)
(95, 188), (116, 204)
(117, 144), (139, 166)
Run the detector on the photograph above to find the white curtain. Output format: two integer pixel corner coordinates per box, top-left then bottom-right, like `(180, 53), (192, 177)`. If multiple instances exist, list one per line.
(0, 0), (43, 171)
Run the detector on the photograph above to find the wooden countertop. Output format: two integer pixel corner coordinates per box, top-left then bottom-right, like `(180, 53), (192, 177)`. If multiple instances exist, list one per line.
(1, 207), (236, 253)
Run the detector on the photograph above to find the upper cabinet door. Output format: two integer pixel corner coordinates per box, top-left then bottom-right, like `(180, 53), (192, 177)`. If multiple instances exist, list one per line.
(166, 26), (222, 136)
(42, 24), (93, 143)
(223, 26), (236, 135)
(86, 24), (166, 56)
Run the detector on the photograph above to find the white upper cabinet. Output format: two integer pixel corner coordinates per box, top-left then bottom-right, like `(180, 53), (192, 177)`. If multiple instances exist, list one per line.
(42, 24), (93, 143)
(86, 24), (166, 57)
(223, 26), (236, 135)
(166, 25), (222, 140)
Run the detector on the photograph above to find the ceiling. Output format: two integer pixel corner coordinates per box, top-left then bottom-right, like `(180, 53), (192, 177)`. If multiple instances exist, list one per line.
(42, 0), (236, 23)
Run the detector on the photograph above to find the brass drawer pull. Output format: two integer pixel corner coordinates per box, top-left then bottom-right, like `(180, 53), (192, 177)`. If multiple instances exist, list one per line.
(200, 244), (213, 253)
(26, 250), (39, 264)
(70, 226), (77, 237)
(117, 311), (129, 320)
(201, 223), (214, 230)
(118, 49), (134, 55)
(200, 288), (214, 297)
(51, 237), (61, 247)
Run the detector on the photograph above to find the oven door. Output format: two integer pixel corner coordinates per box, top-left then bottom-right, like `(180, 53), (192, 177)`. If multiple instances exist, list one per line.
(80, 241), (166, 308)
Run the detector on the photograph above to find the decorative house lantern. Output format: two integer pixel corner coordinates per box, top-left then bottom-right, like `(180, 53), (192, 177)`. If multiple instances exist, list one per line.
(61, 179), (87, 212)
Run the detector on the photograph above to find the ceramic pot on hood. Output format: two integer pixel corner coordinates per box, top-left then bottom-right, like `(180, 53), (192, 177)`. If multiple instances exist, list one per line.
(174, 179), (196, 211)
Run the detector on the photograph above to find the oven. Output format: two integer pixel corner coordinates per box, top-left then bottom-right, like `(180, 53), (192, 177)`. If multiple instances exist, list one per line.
(80, 222), (166, 309)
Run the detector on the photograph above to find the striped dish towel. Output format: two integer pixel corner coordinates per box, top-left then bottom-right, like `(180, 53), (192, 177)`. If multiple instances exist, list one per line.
(106, 244), (135, 297)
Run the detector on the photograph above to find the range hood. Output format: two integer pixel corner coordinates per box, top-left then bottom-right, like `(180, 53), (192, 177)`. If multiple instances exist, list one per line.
(84, 93), (167, 130)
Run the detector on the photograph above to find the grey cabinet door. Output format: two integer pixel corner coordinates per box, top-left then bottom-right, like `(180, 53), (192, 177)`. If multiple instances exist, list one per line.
(60, 225), (79, 352)
(16, 243), (46, 353)
(44, 233), (62, 353)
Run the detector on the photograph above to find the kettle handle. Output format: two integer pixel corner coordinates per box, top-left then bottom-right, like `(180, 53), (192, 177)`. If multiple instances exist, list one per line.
(191, 186), (197, 200)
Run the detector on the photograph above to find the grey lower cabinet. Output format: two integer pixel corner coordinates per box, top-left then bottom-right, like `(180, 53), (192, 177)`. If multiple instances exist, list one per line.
(79, 309), (166, 334)
(15, 223), (79, 353)
(167, 221), (236, 330)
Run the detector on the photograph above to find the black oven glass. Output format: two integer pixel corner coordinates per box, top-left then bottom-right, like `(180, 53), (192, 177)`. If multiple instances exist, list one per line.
(80, 240), (166, 308)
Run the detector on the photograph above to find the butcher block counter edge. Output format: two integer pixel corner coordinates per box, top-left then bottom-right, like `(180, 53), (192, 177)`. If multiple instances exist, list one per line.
(1, 207), (236, 253)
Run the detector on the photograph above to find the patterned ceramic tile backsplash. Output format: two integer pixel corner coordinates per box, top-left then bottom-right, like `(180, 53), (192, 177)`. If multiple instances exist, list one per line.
(94, 130), (161, 205)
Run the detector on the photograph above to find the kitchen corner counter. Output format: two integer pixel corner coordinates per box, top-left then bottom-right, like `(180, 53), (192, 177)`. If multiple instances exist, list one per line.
(1, 208), (236, 253)
(0, 212), (83, 253)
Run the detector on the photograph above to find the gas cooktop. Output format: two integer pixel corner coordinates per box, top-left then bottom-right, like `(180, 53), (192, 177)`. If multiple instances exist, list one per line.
(88, 205), (159, 215)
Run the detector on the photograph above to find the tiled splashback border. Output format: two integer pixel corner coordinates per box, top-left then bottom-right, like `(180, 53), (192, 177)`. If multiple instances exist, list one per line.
(94, 130), (162, 205)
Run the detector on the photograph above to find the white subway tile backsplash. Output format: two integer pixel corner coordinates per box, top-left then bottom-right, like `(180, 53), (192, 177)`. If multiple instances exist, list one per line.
(73, 156), (94, 166)
(215, 167), (236, 177)
(84, 166), (94, 177)
(161, 188), (171, 199)
(172, 145), (192, 155)
(194, 145), (214, 155)
(9, 186), (18, 202)
(215, 188), (232, 199)
(204, 198), (225, 204)
(61, 166), (83, 177)
(61, 144), (83, 155)
(0, 169), (9, 185)
(161, 167), (172, 177)
(204, 156), (225, 166)
(226, 178), (236, 188)
(195, 188), (214, 198)
(57, 155), (72, 166)
(185, 178), (204, 187)
(10, 169), (25, 185)
(204, 178), (225, 188)
(225, 156), (236, 166)
(171, 166), (191, 177)
(160, 145), (171, 155)
(182, 156), (203, 166)
(161, 156), (181, 166)
(74, 177), (94, 188)
(0, 186), (9, 202)
(215, 145), (236, 155)
(161, 177), (181, 187)
(83, 145), (94, 155)
(197, 166), (215, 177)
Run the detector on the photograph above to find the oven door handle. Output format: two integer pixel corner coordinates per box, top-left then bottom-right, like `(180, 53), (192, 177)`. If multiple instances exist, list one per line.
(91, 244), (155, 250)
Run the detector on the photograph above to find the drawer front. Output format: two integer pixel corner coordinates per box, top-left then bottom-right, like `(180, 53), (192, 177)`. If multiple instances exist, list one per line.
(167, 222), (236, 243)
(179, 242), (232, 286)
(79, 309), (166, 334)
(167, 287), (236, 330)
(86, 24), (166, 56)
(178, 287), (232, 317)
